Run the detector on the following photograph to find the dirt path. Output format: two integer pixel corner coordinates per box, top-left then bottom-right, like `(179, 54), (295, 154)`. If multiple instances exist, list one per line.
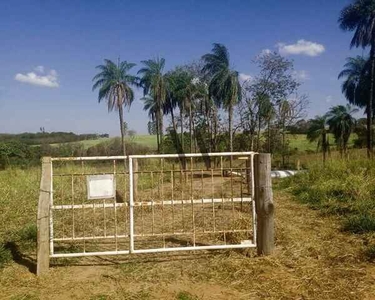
(1, 190), (375, 300)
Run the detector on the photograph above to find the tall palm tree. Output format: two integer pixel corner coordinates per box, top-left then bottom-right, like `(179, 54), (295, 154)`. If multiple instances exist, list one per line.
(92, 59), (137, 156)
(202, 43), (241, 152)
(138, 57), (167, 153)
(164, 74), (179, 135)
(166, 68), (188, 153)
(339, 0), (375, 157)
(307, 115), (330, 163)
(142, 95), (159, 148)
(326, 104), (358, 156)
(338, 56), (368, 107)
(178, 73), (206, 153)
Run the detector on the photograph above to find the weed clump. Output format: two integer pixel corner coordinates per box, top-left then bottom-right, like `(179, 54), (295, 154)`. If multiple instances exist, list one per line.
(0, 242), (12, 268)
(17, 223), (37, 243)
(364, 244), (375, 261)
(176, 291), (199, 300)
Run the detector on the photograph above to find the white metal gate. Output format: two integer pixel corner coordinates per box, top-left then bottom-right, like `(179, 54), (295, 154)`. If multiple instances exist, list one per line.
(49, 152), (257, 258)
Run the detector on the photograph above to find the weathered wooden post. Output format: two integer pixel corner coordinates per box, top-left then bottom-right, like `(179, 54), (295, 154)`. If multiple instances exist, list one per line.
(254, 153), (274, 256)
(37, 157), (52, 276)
(133, 158), (138, 201)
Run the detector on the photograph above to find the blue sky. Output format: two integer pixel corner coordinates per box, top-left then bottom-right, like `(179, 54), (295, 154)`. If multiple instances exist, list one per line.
(0, 0), (365, 136)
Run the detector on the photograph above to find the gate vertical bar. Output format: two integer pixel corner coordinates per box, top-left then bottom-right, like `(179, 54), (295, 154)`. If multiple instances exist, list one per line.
(251, 153), (257, 245)
(129, 157), (135, 253)
(49, 159), (54, 255)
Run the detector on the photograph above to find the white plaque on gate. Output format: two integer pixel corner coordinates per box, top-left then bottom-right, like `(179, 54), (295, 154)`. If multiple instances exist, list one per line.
(87, 174), (116, 200)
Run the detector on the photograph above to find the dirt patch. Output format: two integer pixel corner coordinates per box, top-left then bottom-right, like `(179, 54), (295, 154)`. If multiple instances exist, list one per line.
(1, 190), (375, 299)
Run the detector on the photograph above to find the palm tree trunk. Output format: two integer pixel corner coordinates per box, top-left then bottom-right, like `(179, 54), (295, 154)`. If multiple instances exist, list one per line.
(159, 105), (164, 154)
(323, 131), (327, 164)
(229, 103), (233, 152)
(282, 128), (285, 167)
(256, 116), (261, 151)
(189, 102), (193, 153)
(192, 115), (198, 153)
(155, 113), (160, 153)
(268, 120), (271, 153)
(171, 107), (177, 134)
(368, 46), (375, 158)
(118, 105), (127, 157)
(180, 103), (184, 153)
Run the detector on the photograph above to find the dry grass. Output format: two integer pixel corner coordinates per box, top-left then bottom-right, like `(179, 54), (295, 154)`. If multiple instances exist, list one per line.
(1, 163), (375, 299)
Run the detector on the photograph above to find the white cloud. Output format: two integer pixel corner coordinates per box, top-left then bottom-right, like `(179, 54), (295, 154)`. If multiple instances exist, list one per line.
(293, 70), (309, 80)
(239, 73), (252, 83)
(15, 68), (59, 88)
(325, 95), (333, 103)
(277, 39), (325, 57)
(34, 65), (45, 73)
(260, 49), (272, 55)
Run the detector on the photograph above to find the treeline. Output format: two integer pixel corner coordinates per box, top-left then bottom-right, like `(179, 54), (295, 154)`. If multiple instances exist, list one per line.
(0, 138), (149, 169)
(92, 45), (309, 161)
(0, 132), (109, 145)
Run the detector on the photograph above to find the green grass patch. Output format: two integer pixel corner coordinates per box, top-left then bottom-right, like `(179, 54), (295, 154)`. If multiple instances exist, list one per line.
(17, 223), (37, 243)
(280, 158), (375, 234)
(10, 294), (39, 300)
(287, 133), (357, 152)
(176, 291), (199, 300)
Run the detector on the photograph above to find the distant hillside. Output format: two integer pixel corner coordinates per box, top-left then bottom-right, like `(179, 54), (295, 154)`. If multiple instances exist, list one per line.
(0, 132), (109, 145)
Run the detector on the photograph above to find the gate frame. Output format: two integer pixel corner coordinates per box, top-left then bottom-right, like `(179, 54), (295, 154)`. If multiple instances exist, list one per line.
(37, 153), (274, 276)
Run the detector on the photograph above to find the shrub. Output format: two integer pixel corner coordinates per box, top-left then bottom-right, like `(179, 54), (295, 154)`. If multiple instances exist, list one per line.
(0, 243), (12, 268)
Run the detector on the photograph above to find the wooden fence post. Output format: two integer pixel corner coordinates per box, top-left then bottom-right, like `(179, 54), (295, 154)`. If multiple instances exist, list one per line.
(254, 153), (274, 255)
(37, 157), (52, 276)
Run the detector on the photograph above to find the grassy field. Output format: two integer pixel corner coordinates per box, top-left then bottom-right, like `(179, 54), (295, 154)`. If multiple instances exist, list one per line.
(46, 133), (356, 154)
(1, 163), (375, 299)
(49, 135), (158, 150)
(287, 133), (357, 152)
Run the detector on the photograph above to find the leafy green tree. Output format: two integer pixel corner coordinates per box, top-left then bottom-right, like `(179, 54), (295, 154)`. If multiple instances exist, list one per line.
(202, 43), (241, 152)
(339, 0), (375, 157)
(326, 104), (358, 155)
(138, 57), (167, 153)
(307, 116), (330, 163)
(255, 93), (273, 151)
(92, 59), (137, 156)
